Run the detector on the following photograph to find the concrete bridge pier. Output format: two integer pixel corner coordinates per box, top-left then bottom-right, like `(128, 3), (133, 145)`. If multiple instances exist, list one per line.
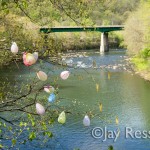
(100, 32), (109, 53)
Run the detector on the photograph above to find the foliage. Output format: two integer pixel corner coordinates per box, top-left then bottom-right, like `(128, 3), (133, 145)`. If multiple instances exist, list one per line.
(123, 1), (150, 54)
(140, 48), (150, 59)
(132, 57), (149, 71)
(90, 0), (140, 25)
(131, 47), (150, 72)
(123, 1), (150, 80)
(108, 145), (114, 150)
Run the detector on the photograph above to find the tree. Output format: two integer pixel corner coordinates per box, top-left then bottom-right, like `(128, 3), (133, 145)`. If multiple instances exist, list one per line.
(123, 1), (150, 54)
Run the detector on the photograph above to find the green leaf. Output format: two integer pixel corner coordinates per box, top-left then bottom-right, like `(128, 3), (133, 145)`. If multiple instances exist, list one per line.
(8, 126), (12, 131)
(19, 122), (23, 127)
(19, 122), (27, 127)
(31, 120), (35, 127)
(48, 118), (54, 124)
(29, 132), (36, 141)
(108, 145), (114, 150)
(46, 131), (53, 138)
(4, 9), (9, 15)
(1, 1), (7, 7)
(23, 1), (28, 8)
(12, 139), (16, 145)
(0, 144), (3, 148)
(41, 122), (47, 130)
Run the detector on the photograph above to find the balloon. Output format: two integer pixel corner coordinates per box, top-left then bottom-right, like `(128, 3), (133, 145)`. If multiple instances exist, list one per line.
(23, 53), (29, 66)
(36, 103), (45, 115)
(44, 86), (55, 93)
(11, 42), (18, 54)
(37, 71), (47, 81)
(33, 52), (38, 61)
(60, 71), (70, 80)
(48, 93), (56, 102)
(58, 111), (66, 124)
(83, 115), (90, 126)
(26, 53), (36, 64)
(23, 52), (38, 66)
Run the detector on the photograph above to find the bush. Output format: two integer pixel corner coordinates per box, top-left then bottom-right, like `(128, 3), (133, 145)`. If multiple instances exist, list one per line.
(140, 48), (150, 58)
(123, 2), (150, 54)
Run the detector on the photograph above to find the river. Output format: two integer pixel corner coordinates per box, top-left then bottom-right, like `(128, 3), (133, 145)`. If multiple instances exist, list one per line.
(1, 49), (150, 150)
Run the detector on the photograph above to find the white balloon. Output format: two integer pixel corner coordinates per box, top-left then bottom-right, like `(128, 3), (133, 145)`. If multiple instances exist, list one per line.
(60, 71), (70, 80)
(36, 103), (45, 115)
(11, 42), (18, 54)
(33, 52), (38, 61)
(83, 115), (90, 126)
(44, 86), (54, 93)
(37, 71), (47, 81)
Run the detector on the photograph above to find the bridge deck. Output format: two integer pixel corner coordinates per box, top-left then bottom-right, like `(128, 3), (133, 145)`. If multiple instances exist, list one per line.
(40, 26), (124, 33)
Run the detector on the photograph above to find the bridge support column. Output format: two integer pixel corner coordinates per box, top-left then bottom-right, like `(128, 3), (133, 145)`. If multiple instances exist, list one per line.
(100, 32), (109, 53)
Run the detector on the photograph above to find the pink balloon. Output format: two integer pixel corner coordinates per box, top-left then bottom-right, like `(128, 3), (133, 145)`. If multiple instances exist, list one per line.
(44, 86), (54, 93)
(36, 103), (45, 115)
(23, 52), (27, 60)
(60, 71), (70, 80)
(23, 53), (30, 66)
(23, 52), (38, 66)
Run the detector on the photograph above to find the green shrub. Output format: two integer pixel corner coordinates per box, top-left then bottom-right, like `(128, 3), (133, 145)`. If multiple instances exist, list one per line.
(140, 48), (150, 58)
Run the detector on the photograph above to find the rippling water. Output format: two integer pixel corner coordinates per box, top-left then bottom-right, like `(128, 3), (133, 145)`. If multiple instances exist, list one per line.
(1, 49), (150, 150)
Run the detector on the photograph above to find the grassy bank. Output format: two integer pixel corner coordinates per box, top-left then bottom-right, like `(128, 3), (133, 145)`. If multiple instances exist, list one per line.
(131, 48), (150, 81)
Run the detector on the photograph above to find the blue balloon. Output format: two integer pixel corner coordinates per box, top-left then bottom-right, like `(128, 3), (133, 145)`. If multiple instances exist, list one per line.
(48, 93), (56, 103)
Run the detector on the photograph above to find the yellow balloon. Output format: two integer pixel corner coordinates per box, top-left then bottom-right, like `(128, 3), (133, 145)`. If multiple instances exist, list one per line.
(58, 111), (66, 124)
(26, 53), (36, 65)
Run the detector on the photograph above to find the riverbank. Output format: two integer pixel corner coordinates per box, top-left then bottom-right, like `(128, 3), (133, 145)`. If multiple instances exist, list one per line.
(135, 70), (150, 81)
(129, 57), (150, 81)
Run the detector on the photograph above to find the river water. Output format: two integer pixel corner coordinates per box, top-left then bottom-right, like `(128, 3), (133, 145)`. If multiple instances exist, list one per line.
(1, 49), (150, 150)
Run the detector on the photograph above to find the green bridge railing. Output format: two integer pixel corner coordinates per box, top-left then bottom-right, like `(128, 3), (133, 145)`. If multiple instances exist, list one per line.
(40, 26), (124, 33)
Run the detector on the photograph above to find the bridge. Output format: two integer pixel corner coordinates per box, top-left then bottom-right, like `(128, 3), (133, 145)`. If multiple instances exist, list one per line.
(40, 26), (124, 52)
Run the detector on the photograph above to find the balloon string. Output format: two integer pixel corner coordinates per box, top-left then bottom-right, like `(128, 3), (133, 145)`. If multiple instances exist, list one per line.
(14, 60), (20, 69)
